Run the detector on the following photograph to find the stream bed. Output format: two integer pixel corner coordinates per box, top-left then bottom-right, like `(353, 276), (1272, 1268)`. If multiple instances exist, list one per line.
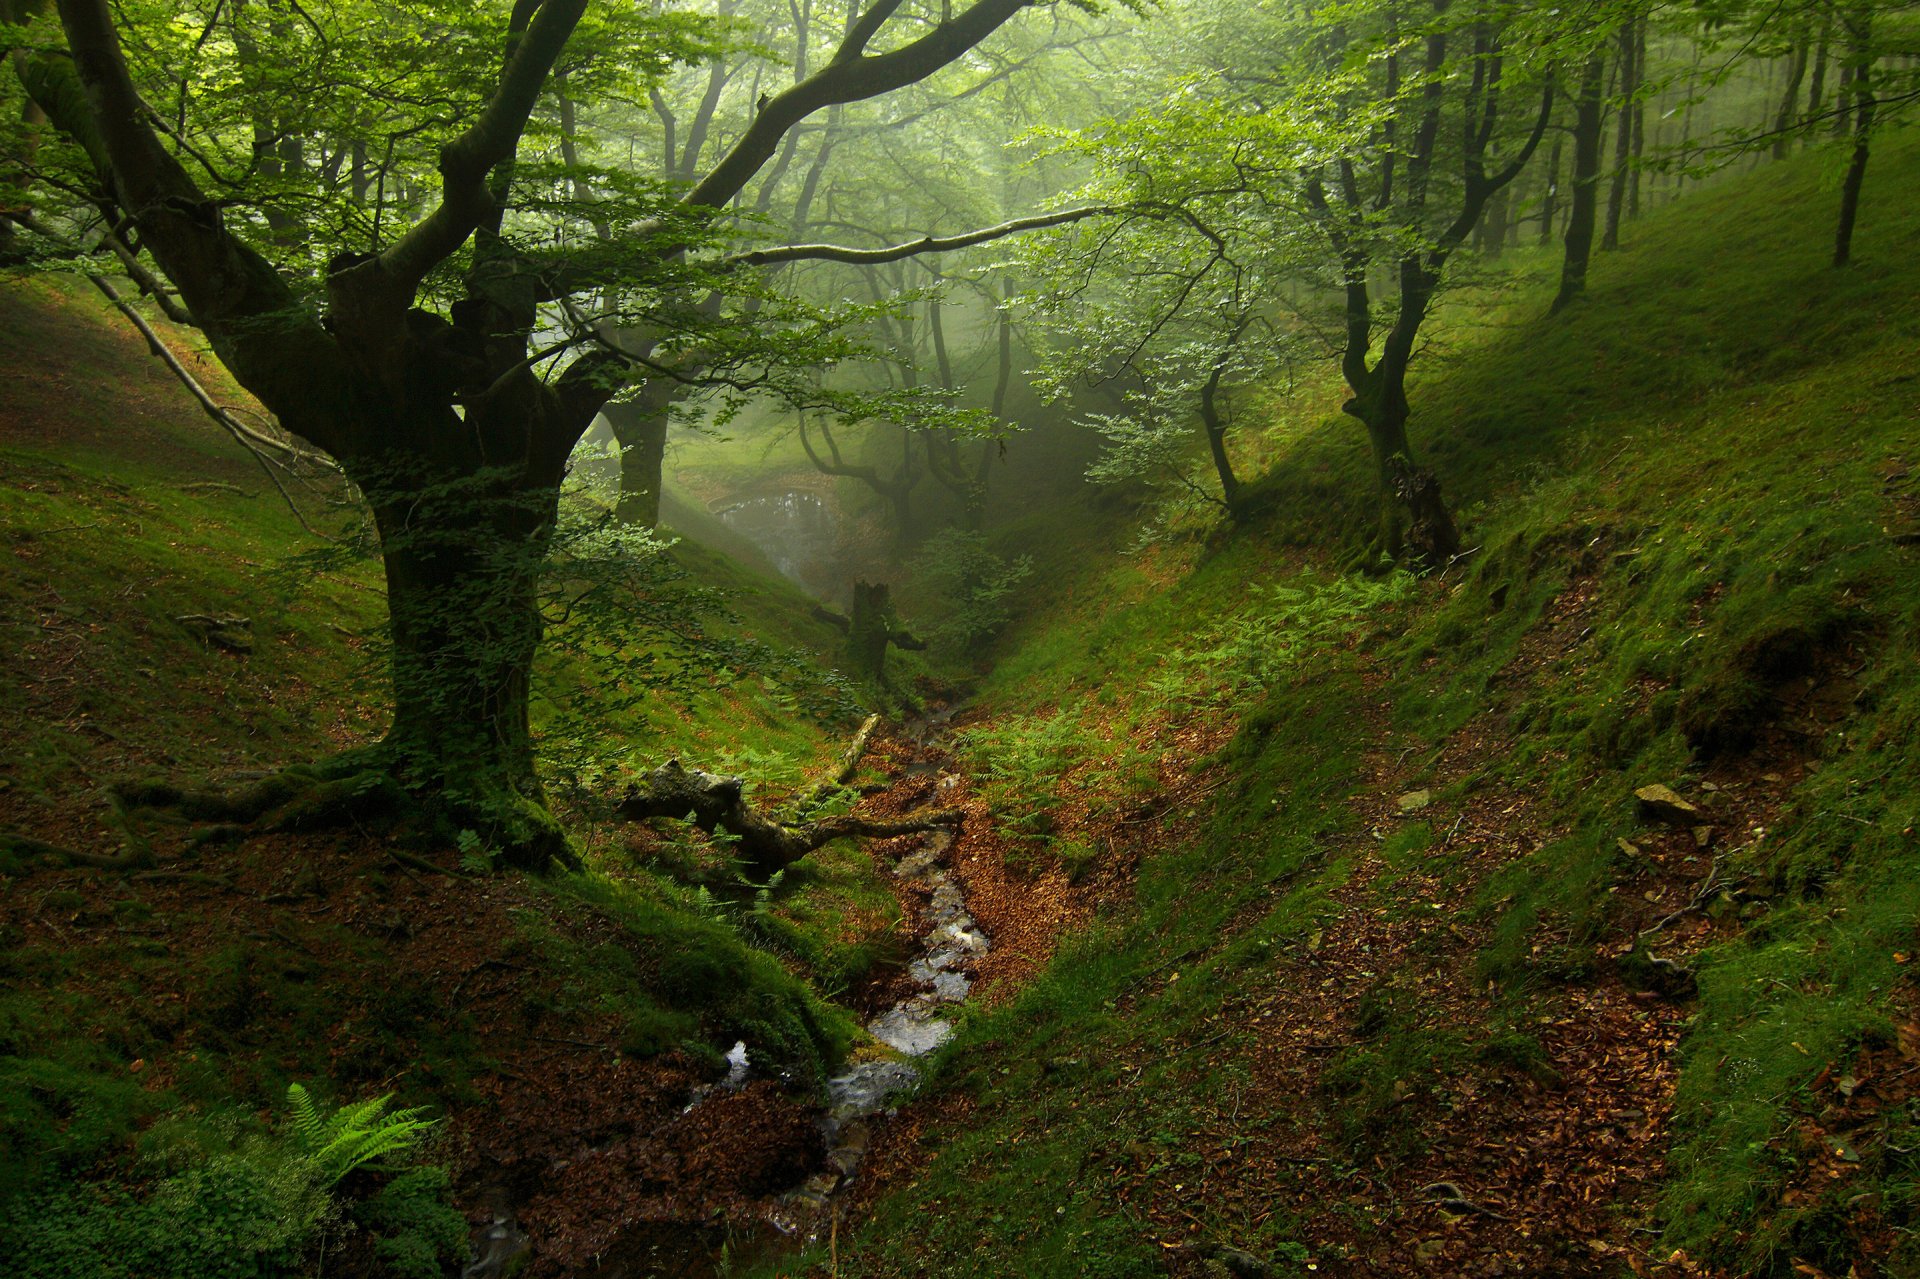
(784, 821), (991, 1214)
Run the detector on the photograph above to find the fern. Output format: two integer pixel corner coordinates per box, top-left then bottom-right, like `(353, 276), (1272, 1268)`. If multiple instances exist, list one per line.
(284, 1083), (437, 1186)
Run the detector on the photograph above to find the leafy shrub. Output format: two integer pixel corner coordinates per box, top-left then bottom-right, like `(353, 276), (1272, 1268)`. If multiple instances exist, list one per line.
(352, 1167), (469, 1279)
(2, 1083), (444, 1279)
(910, 529), (1035, 656)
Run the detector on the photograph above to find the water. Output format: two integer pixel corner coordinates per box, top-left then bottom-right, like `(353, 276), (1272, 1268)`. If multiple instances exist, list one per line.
(713, 491), (837, 593)
(790, 823), (988, 1210)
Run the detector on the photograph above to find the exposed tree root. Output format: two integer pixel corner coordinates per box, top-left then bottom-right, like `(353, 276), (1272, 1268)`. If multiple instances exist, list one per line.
(615, 759), (962, 876)
(0, 831), (152, 871)
(106, 749), (580, 874)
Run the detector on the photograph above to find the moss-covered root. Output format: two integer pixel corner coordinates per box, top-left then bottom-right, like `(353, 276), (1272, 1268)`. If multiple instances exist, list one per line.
(109, 748), (580, 875)
(0, 830), (151, 872)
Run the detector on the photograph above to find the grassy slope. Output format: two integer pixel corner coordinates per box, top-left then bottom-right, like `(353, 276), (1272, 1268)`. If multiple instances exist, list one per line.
(0, 276), (904, 1269)
(757, 138), (1920, 1276)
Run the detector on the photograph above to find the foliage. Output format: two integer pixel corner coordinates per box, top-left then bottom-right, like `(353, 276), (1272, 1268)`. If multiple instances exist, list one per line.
(284, 1082), (438, 1186)
(1145, 572), (1415, 713)
(908, 529), (1035, 656)
(351, 1167), (471, 1279)
(751, 125), (1920, 1279)
(2, 1084), (444, 1279)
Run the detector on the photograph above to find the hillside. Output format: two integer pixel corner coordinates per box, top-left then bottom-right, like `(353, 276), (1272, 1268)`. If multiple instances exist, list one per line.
(5, 94), (1920, 1279)
(742, 135), (1920, 1277)
(0, 276), (920, 1276)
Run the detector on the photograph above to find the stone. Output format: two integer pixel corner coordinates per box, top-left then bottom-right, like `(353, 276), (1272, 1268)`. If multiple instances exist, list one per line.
(1693, 825), (1715, 848)
(1397, 789), (1433, 813)
(1635, 784), (1703, 825)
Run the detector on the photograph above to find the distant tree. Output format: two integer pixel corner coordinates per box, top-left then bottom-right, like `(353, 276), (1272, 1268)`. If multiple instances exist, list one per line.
(1032, 0), (1561, 563)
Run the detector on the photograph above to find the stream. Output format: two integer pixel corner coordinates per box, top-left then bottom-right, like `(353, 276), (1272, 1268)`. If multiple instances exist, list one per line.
(785, 818), (990, 1215)
(507, 739), (988, 1279)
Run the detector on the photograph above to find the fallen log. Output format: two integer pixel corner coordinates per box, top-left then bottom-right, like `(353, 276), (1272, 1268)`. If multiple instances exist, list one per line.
(615, 759), (961, 875)
(796, 712), (881, 811)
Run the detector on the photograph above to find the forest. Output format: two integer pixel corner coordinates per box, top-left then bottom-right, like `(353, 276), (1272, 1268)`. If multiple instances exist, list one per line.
(3, 0), (1919, 1274)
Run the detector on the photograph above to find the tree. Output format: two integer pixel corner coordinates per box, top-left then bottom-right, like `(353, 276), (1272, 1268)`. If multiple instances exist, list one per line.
(1034, 0), (1557, 562)
(5, 0), (1120, 866)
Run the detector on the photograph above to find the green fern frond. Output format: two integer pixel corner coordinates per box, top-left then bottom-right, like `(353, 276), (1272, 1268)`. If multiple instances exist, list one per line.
(283, 1084), (438, 1186)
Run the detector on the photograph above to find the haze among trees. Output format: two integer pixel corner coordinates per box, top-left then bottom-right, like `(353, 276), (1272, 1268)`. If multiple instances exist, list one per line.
(4, 0), (1920, 1274)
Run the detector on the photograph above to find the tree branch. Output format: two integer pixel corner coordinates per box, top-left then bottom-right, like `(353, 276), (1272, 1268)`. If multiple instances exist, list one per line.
(727, 204), (1114, 269)
(374, 0), (588, 293)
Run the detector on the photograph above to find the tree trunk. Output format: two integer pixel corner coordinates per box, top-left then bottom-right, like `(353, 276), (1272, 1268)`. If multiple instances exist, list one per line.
(1481, 182), (1510, 259)
(1628, 21), (1646, 218)
(1539, 136), (1561, 246)
(1603, 26), (1637, 251)
(1833, 12), (1875, 269)
(848, 580), (896, 682)
(1772, 35), (1812, 160)
(358, 450), (569, 869)
(1345, 305), (1458, 568)
(1807, 8), (1833, 138)
(603, 396), (671, 528)
(1554, 55), (1606, 313)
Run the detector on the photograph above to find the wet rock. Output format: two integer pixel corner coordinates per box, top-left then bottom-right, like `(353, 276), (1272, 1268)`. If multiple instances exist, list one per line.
(868, 1007), (954, 1055)
(927, 882), (969, 927)
(826, 1061), (918, 1122)
(894, 848), (942, 878)
(463, 1215), (532, 1279)
(1634, 784), (1703, 825)
(936, 922), (990, 954)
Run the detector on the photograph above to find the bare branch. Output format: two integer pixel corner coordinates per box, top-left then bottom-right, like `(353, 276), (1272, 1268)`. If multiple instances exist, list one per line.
(727, 204), (1114, 268)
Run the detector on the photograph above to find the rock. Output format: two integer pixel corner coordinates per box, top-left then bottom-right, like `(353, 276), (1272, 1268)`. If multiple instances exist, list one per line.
(1619, 947), (1698, 999)
(463, 1216), (532, 1279)
(1414, 1238), (1446, 1263)
(868, 1007), (954, 1055)
(1397, 789), (1433, 813)
(1635, 784), (1703, 825)
(1692, 825), (1715, 848)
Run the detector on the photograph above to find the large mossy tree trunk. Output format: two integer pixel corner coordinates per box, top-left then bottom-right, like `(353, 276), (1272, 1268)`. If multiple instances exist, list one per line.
(343, 391), (589, 869)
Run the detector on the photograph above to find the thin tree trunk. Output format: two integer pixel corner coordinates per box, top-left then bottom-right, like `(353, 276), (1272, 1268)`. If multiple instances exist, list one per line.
(1807, 6), (1833, 138)
(1540, 135), (1561, 246)
(1199, 343), (1243, 518)
(1603, 25), (1637, 251)
(1772, 34), (1812, 160)
(1834, 11), (1875, 268)
(1555, 54), (1606, 312)
(1628, 20), (1646, 218)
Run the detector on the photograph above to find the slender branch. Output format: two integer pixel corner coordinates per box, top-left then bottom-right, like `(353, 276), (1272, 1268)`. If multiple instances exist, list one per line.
(727, 204), (1114, 268)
